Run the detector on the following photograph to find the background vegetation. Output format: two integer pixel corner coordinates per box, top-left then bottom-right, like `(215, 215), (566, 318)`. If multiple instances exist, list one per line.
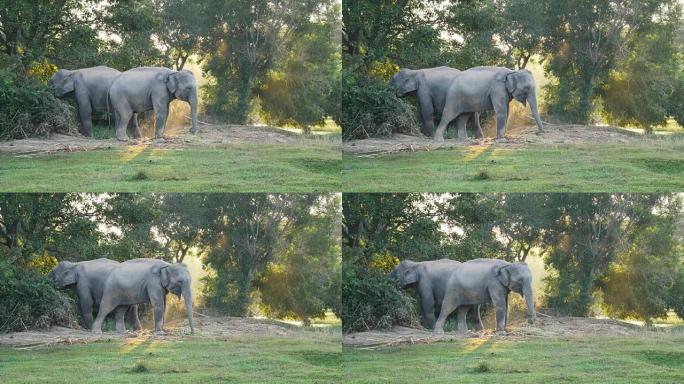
(341, 0), (684, 139)
(0, 193), (341, 333)
(342, 193), (684, 333)
(0, 0), (341, 139)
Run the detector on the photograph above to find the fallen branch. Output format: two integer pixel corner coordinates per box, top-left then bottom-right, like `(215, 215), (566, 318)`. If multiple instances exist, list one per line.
(183, 115), (213, 126)
(536, 311), (553, 318)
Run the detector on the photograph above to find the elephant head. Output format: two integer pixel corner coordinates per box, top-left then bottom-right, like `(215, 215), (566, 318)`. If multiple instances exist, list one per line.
(165, 70), (198, 134)
(48, 70), (75, 97)
(390, 69), (418, 97)
(48, 261), (77, 288)
(157, 263), (194, 333)
(493, 262), (536, 324)
(389, 260), (420, 287)
(504, 69), (544, 133)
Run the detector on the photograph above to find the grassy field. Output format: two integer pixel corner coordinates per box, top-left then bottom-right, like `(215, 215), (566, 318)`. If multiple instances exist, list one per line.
(343, 142), (684, 192)
(342, 334), (684, 383)
(0, 141), (341, 192)
(0, 330), (341, 384)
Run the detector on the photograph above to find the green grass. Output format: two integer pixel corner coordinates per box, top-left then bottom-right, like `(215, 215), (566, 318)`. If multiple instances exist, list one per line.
(342, 335), (684, 383)
(0, 332), (341, 383)
(343, 142), (684, 192)
(0, 142), (340, 192)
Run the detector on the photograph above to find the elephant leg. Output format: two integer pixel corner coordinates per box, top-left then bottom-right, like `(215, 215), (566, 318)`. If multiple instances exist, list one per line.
(456, 114), (469, 140)
(473, 112), (484, 138)
(153, 103), (170, 139)
(128, 113), (142, 139)
(491, 291), (507, 332)
(92, 296), (116, 334)
(131, 304), (142, 331)
(456, 306), (469, 333)
(493, 102), (509, 140)
(114, 306), (127, 333)
(434, 294), (460, 334)
(418, 96), (435, 137)
(433, 104), (461, 143)
(420, 295), (436, 329)
(153, 300), (165, 332)
(114, 105), (132, 142)
(504, 293), (509, 329)
(76, 284), (94, 329)
(477, 305), (484, 330)
(75, 89), (93, 137)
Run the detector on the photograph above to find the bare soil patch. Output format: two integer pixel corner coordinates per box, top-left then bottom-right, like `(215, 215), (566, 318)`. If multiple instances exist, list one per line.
(343, 316), (651, 349)
(0, 124), (332, 156)
(343, 124), (671, 156)
(0, 316), (302, 349)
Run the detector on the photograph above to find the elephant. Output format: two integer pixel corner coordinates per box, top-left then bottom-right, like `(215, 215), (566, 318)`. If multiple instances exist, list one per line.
(48, 66), (140, 137)
(389, 259), (483, 330)
(433, 258), (536, 334)
(433, 66), (544, 142)
(108, 67), (198, 141)
(390, 67), (483, 138)
(92, 258), (194, 334)
(48, 258), (141, 332)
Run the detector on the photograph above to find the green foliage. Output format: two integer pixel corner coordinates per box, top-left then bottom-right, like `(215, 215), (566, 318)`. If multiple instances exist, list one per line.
(340, 65), (420, 139)
(0, 55), (78, 140)
(668, 266), (684, 319)
(0, 259), (77, 333)
(258, 196), (342, 324)
(341, 246), (420, 333)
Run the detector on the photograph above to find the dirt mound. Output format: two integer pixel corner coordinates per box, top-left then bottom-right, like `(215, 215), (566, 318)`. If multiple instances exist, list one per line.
(0, 124), (332, 156)
(343, 124), (670, 156)
(343, 316), (647, 349)
(0, 316), (299, 349)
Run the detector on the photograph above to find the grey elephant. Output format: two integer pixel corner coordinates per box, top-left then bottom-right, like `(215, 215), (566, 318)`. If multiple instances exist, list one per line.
(48, 258), (141, 331)
(389, 259), (483, 330)
(433, 66), (544, 142)
(390, 67), (483, 138)
(434, 258), (535, 334)
(48, 66), (140, 137)
(108, 67), (198, 141)
(92, 258), (194, 334)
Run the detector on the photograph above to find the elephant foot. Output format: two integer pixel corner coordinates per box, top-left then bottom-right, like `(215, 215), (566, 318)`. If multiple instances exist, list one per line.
(92, 329), (103, 335)
(116, 134), (130, 142)
(494, 329), (508, 335)
(494, 137), (508, 143)
(433, 328), (445, 335)
(433, 137), (445, 144)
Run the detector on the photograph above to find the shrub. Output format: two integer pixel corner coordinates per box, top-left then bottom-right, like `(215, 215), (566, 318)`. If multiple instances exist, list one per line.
(0, 55), (78, 140)
(0, 260), (77, 333)
(341, 249), (420, 333)
(339, 66), (420, 140)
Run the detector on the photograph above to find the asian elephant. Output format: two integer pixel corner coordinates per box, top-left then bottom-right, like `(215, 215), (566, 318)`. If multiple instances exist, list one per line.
(434, 258), (536, 334)
(92, 258), (194, 334)
(48, 66), (140, 137)
(48, 258), (141, 332)
(108, 67), (198, 141)
(390, 67), (483, 138)
(389, 259), (483, 330)
(433, 66), (544, 142)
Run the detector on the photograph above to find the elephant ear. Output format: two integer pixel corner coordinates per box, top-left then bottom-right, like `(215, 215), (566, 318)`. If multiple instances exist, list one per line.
(505, 72), (518, 95)
(166, 73), (179, 94)
(159, 266), (171, 289)
(60, 263), (78, 285)
(403, 266), (419, 284)
(494, 264), (511, 287)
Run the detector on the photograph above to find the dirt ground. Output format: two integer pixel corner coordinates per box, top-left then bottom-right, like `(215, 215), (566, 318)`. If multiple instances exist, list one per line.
(343, 124), (671, 156)
(342, 316), (656, 349)
(0, 124), (335, 156)
(0, 316), (306, 349)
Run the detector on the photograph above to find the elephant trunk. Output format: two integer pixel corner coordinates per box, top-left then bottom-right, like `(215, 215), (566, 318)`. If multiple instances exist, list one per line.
(528, 89), (543, 133)
(182, 283), (195, 333)
(523, 283), (536, 324)
(189, 90), (198, 134)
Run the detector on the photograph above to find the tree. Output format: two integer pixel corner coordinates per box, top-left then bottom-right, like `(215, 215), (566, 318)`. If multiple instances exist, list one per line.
(258, 195), (341, 324)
